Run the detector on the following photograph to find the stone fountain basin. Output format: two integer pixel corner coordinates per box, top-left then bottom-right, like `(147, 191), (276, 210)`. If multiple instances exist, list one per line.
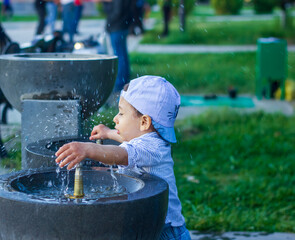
(0, 53), (117, 117)
(0, 167), (168, 240)
(25, 136), (120, 168)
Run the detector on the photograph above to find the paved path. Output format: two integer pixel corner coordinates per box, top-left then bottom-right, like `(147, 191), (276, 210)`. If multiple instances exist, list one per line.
(136, 44), (295, 54)
(2, 20), (106, 45)
(190, 231), (295, 240)
(178, 97), (294, 120)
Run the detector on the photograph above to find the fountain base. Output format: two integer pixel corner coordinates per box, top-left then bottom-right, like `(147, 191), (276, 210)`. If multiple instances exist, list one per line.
(0, 167), (168, 240)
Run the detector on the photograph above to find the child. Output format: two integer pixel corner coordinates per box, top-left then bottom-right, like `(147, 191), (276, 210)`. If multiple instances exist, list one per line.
(55, 75), (191, 240)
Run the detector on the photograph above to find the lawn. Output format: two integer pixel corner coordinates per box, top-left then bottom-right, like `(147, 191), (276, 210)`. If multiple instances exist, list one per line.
(79, 107), (295, 232)
(174, 110), (295, 232)
(130, 52), (256, 94)
(141, 16), (295, 45)
(130, 52), (295, 95)
(140, 3), (295, 45)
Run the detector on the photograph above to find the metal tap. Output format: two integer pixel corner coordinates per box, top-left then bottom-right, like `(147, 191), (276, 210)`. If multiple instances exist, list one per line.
(65, 162), (84, 199)
(67, 140), (102, 200)
(73, 162), (84, 198)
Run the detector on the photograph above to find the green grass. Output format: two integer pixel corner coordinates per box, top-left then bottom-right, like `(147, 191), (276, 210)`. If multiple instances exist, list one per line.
(0, 142), (21, 170)
(130, 46), (295, 233)
(84, 107), (117, 134)
(0, 15), (38, 22)
(173, 109), (295, 232)
(141, 16), (295, 45)
(130, 52), (295, 94)
(130, 52), (256, 94)
(192, 4), (216, 17)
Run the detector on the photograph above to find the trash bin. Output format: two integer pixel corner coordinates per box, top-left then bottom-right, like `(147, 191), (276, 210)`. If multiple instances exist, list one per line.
(256, 37), (287, 100)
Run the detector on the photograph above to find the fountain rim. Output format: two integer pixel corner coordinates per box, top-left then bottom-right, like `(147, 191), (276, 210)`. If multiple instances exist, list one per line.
(0, 53), (118, 61)
(0, 167), (168, 205)
(26, 136), (100, 158)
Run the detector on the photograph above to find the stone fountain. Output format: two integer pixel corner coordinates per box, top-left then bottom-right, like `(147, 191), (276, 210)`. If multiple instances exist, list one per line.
(0, 53), (117, 168)
(0, 53), (169, 239)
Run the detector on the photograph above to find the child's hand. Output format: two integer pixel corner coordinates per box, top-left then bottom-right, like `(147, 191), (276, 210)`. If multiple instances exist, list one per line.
(55, 142), (89, 170)
(90, 124), (111, 140)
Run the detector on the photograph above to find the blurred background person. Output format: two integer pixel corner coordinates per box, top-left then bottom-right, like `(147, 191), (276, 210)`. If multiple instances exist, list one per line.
(129, 0), (145, 35)
(46, 0), (59, 34)
(103, 0), (132, 92)
(73, 0), (84, 34)
(61, 0), (75, 43)
(35, 0), (47, 36)
(162, 0), (171, 36)
(2, 0), (14, 18)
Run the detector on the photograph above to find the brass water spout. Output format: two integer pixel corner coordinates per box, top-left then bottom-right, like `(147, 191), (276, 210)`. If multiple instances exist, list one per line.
(73, 163), (84, 198)
(66, 162), (84, 199)
(67, 140), (102, 199)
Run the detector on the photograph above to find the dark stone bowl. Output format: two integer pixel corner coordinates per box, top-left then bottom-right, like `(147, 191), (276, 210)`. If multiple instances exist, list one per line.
(0, 167), (168, 240)
(0, 53), (117, 118)
(25, 136), (119, 169)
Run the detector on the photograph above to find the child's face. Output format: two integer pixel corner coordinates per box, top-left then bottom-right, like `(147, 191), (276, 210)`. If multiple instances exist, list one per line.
(113, 97), (143, 142)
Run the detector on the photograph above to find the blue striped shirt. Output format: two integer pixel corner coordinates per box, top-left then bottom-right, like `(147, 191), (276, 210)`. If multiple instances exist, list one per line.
(119, 132), (185, 227)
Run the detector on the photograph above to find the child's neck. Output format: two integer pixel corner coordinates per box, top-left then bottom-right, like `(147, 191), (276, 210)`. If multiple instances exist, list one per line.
(131, 129), (156, 140)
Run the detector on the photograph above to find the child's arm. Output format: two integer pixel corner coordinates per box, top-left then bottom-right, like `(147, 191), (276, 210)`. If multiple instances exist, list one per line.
(89, 124), (123, 143)
(55, 142), (128, 170)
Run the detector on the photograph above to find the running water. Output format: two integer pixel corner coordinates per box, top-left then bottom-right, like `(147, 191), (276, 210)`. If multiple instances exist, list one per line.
(110, 165), (120, 192)
(56, 166), (70, 196)
(15, 169), (129, 203)
(13, 165), (128, 203)
(23, 182), (128, 204)
(25, 140), (126, 203)
(96, 139), (121, 192)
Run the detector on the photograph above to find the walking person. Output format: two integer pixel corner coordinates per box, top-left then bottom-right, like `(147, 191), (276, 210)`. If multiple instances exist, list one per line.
(74, 0), (84, 34)
(46, 0), (59, 34)
(61, 0), (75, 43)
(130, 0), (145, 35)
(162, 0), (172, 36)
(35, 0), (47, 36)
(103, 0), (132, 92)
(2, 0), (13, 18)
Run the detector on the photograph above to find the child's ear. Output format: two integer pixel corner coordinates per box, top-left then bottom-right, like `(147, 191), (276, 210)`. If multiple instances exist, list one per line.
(140, 115), (153, 131)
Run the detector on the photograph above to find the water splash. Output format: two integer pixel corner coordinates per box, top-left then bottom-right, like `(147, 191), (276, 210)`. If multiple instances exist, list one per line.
(16, 170), (129, 204)
(109, 165), (119, 191)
